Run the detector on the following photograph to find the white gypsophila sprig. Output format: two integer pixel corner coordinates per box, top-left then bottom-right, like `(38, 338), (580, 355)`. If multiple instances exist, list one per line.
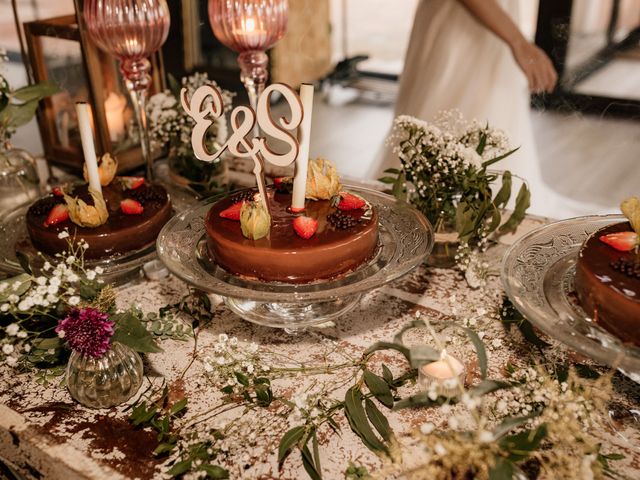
(146, 72), (235, 157)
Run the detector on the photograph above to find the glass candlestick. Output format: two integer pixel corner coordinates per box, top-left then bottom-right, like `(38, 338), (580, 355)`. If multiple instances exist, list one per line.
(208, 0), (288, 110)
(84, 0), (171, 180)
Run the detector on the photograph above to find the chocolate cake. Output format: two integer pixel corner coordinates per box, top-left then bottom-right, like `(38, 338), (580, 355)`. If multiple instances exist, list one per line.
(575, 222), (640, 345)
(26, 181), (172, 260)
(205, 188), (379, 283)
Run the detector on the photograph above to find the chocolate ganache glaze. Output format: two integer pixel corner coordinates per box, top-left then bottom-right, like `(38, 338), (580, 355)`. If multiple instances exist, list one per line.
(575, 221), (640, 345)
(205, 188), (379, 283)
(26, 181), (172, 260)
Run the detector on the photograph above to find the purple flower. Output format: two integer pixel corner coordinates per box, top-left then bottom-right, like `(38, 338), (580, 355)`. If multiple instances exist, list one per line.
(56, 308), (115, 358)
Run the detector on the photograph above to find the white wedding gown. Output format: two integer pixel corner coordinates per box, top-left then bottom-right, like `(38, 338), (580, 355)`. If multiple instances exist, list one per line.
(368, 0), (609, 218)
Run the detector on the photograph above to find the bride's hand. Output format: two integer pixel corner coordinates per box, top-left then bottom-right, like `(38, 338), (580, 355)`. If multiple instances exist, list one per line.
(510, 39), (558, 93)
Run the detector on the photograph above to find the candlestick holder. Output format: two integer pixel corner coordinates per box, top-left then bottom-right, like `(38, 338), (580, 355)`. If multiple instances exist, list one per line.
(208, 0), (288, 110)
(84, 0), (170, 180)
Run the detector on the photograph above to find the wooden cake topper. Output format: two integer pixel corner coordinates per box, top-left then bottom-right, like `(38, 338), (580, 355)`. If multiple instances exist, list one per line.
(181, 82), (315, 211)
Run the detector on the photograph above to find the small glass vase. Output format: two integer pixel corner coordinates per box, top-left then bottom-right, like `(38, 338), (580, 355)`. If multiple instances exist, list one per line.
(426, 217), (459, 268)
(66, 342), (143, 409)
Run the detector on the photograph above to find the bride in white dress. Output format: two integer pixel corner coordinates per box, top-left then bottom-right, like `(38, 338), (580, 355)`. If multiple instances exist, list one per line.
(369, 0), (579, 218)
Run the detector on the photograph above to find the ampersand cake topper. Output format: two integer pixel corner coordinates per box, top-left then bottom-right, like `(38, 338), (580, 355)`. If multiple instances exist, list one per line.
(181, 82), (315, 212)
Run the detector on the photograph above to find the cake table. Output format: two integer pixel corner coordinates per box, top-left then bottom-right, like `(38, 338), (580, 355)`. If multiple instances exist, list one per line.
(1, 216), (639, 479)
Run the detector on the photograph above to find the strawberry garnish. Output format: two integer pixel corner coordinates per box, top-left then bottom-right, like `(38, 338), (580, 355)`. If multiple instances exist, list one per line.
(44, 204), (69, 227)
(219, 201), (245, 221)
(120, 198), (144, 215)
(600, 231), (638, 252)
(337, 192), (366, 211)
(121, 176), (145, 190)
(273, 177), (285, 187)
(293, 215), (318, 239)
(52, 186), (64, 197)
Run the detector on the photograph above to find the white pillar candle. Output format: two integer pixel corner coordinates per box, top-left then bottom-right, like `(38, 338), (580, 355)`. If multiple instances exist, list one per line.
(419, 350), (465, 398)
(291, 83), (314, 212)
(75, 102), (102, 195)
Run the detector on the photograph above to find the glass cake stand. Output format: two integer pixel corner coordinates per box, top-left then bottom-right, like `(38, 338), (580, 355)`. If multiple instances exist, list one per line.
(156, 185), (434, 330)
(501, 214), (640, 381)
(0, 202), (157, 284)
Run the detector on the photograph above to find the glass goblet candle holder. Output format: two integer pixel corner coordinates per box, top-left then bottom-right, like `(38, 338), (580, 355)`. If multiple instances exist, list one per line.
(84, 0), (171, 180)
(418, 351), (465, 398)
(208, 0), (288, 109)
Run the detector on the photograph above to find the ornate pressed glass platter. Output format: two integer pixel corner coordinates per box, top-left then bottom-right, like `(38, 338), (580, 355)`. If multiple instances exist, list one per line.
(0, 202), (157, 284)
(501, 214), (640, 380)
(157, 185), (433, 330)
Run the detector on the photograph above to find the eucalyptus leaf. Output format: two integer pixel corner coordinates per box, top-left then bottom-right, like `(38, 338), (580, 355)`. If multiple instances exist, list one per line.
(167, 459), (192, 477)
(11, 82), (59, 102)
(169, 398), (188, 416)
(481, 146), (520, 169)
(392, 391), (448, 410)
(492, 171), (512, 209)
(0, 99), (39, 128)
(488, 458), (514, 480)
(408, 344), (441, 368)
(476, 130), (487, 155)
(381, 364), (393, 384)
(111, 311), (162, 353)
(462, 327), (487, 379)
(364, 341), (411, 363)
(363, 370), (394, 408)
(383, 168), (401, 174)
(364, 398), (392, 441)
(278, 425), (305, 466)
(498, 183), (530, 234)
(301, 444), (322, 480)
(492, 412), (540, 439)
(378, 176), (397, 184)
(200, 464), (229, 479)
(500, 424), (547, 462)
(469, 379), (513, 397)
(344, 386), (388, 454)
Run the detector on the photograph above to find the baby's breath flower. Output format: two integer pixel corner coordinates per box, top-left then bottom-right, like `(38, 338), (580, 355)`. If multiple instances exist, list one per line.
(5, 323), (19, 336)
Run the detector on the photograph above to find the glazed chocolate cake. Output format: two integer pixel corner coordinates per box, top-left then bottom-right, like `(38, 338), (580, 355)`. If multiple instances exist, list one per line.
(26, 181), (172, 260)
(575, 222), (640, 345)
(205, 188), (378, 283)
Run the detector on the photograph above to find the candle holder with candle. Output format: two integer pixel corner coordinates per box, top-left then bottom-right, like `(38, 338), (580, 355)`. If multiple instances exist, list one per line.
(418, 350), (466, 398)
(23, 11), (166, 173)
(208, 0), (288, 110)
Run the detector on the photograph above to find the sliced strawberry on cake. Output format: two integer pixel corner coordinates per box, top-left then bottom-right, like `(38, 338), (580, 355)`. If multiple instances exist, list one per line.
(293, 215), (318, 239)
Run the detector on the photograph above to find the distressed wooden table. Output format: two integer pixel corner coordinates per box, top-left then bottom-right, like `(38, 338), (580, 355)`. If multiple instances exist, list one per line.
(1, 217), (639, 479)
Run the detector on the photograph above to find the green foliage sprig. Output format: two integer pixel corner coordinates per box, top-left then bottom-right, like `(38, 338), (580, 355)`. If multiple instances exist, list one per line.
(0, 68), (58, 144)
(381, 112), (530, 245)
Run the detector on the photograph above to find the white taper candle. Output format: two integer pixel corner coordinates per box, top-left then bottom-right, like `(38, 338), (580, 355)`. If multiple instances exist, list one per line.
(291, 83), (314, 212)
(75, 102), (102, 195)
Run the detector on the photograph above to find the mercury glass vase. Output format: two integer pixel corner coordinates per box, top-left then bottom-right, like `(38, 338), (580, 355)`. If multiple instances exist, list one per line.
(208, 0), (288, 110)
(66, 342), (144, 409)
(84, 0), (171, 180)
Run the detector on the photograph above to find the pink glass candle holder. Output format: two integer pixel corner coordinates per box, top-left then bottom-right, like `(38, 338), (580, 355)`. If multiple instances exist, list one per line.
(208, 0), (288, 109)
(84, 0), (170, 180)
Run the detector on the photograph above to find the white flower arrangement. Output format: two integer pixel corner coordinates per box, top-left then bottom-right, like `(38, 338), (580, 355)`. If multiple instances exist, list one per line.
(382, 110), (530, 247)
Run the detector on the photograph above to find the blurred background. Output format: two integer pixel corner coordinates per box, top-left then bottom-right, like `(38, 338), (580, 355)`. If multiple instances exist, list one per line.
(1, 0), (639, 218)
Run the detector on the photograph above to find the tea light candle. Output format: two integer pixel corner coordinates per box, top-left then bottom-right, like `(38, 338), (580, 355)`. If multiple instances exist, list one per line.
(419, 350), (465, 398)
(233, 17), (266, 44)
(75, 102), (102, 195)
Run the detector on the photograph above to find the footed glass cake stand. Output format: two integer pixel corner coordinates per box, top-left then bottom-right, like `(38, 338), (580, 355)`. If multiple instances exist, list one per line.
(157, 185), (433, 330)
